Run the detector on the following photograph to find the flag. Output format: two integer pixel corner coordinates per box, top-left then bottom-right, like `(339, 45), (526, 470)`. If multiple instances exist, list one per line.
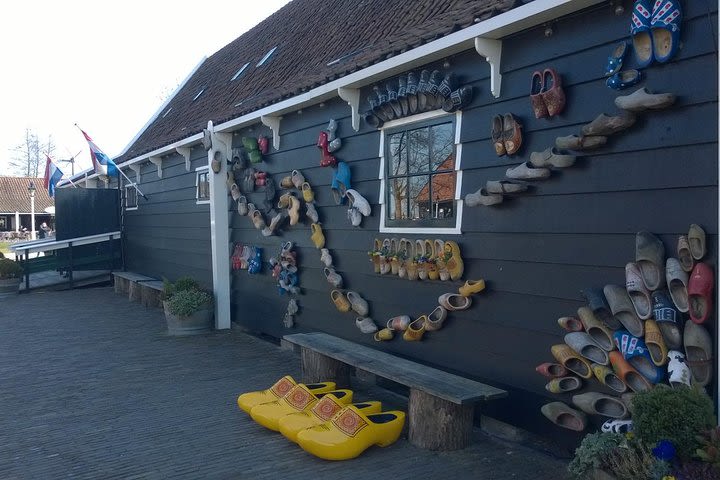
(43, 155), (64, 197)
(80, 128), (118, 176)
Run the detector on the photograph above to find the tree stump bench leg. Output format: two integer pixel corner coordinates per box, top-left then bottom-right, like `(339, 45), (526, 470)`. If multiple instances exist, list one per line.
(408, 389), (474, 451)
(114, 276), (129, 295)
(300, 349), (352, 388)
(140, 285), (162, 308)
(128, 281), (142, 303)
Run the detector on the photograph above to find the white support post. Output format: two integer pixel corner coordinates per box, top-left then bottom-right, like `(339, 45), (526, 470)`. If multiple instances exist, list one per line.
(129, 164), (142, 183)
(338, 87), (361, 132)
(176, 146), (191, 171)
(260, 115), (281, 150)
(149, 156), (163, 178)
(206, 121), (231, 330)
(474, 37), (503, 98)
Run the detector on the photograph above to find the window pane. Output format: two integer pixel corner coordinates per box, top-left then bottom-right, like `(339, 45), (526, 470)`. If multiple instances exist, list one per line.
(198, 172), (210, 199)
(430, 172), (456, 219)
(388, 177), (408, 220)
(407, 126), (430, 174)
(408, 175), (430, 220)
(430, 123), (454, 172)
(387, 131), (407, 177)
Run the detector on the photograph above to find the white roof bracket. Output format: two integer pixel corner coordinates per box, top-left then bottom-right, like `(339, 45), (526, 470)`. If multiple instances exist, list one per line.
(337, 87), (360, 132)
(260, 115), (281, 150)
(148, 156), (164, 178)
(474, 37), (502, 98)
(176, 147), (191, 171)
(129, 164), (142, 183)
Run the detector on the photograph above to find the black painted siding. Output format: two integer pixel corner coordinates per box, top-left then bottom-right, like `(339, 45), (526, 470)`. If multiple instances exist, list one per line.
(227, 2), (718, 446)
(122, 147), (213, 287)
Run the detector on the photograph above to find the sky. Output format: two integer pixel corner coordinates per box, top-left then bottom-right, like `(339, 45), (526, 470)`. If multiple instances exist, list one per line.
(0, 0), (291, 177)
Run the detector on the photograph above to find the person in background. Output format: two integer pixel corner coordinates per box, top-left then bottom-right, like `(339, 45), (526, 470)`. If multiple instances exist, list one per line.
(39, 222), (51, 239)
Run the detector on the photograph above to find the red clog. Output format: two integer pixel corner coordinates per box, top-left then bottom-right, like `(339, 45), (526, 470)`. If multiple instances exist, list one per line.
(530, 71), (548, 119)
(540, 68), (565, 117)
(688, 262), (714, 324)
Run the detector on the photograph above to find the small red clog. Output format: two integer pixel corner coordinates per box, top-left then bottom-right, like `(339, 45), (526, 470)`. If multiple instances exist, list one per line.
(688, 262), (714, 324)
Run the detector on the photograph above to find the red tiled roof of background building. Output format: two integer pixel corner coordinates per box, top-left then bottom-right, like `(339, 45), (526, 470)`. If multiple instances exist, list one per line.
(0, 176), (54, 213)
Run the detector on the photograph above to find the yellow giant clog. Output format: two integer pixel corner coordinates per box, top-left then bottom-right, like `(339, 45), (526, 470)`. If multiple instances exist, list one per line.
(278, 393), (381, 443)
(236, 376), (335, 414)
(250, 385), (352, 431)
(297, 405), (406, 460)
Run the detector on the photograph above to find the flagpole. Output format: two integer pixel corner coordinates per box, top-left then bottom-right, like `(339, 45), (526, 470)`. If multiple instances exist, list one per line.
(74, 123), (148, 200)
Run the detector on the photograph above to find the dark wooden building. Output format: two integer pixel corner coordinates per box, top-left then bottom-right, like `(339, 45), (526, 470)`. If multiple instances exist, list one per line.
(70, 0), (719, 443)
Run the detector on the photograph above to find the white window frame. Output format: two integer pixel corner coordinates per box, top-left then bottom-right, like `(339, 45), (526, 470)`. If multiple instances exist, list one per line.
(196, 166), (211, 204)
(125, 183), (139, 211)
(378, 109), (464, 234)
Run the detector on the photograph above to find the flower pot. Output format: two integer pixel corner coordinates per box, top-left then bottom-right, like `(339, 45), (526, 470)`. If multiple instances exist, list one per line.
(0, 277), (21, 299)
(164, 301), (214, 336)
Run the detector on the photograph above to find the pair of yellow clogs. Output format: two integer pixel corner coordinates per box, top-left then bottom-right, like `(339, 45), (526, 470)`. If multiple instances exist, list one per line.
(237, 375), (406, 460)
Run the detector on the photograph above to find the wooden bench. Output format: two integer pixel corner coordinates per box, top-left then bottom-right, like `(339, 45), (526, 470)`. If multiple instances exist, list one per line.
(112, 272), (164, 308)
(282, 332), (507, 451)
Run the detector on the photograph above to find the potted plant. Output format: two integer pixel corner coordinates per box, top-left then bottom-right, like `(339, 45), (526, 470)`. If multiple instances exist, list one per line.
(162, 277), (214, 335)
(0, 257), (24, 298)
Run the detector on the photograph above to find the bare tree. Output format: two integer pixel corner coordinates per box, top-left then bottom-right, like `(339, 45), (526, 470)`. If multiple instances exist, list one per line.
(8, 129), (56, 177)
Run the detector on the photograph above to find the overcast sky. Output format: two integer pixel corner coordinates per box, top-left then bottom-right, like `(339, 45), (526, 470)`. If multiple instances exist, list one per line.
(0, 0), (291, 177)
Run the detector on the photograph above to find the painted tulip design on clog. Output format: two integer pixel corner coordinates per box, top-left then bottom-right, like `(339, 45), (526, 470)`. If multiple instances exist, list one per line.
(237, 376), (335, 414)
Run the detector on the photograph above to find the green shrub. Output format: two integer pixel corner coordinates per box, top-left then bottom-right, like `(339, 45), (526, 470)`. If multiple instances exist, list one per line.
(633, 385), (716, 459)
(162, 276), (201, 300)
(166, 289), (213, 316)
(0, 258), (23, 278)
(603, 438), (670, 480)
(568, 432), (625, 479)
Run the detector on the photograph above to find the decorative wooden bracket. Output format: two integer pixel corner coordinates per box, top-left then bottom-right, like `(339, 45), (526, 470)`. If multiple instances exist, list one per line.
(176, 146), (191, 171)
(148, 156), (163, 178)
(260, 115), (281, 150)
(129, 164), (142, 183)
(337, 87), (360, 132)
(474, 37), (503, 98)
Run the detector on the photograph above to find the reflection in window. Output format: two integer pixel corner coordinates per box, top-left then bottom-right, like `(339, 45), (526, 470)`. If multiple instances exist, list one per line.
(125, 185), (138, 210)
(197, 170), (210, 201)
(385, 120), (455, 226)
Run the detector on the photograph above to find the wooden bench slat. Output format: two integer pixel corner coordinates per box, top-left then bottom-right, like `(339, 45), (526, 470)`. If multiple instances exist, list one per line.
(284, 333), (507, 405)
(113, 272), (154, 282)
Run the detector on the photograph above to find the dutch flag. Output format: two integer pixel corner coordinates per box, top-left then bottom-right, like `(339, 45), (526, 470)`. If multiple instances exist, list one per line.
(80, 128), (118, 177)
(43, 155), (64, 198)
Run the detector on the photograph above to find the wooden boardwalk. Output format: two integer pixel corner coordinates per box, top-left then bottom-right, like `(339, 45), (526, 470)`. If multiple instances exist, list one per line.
(0, 287), (570, 479)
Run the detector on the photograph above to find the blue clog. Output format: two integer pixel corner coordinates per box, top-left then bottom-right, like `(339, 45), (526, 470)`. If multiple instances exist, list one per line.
(613, 329), (665, 383)
(651, 0), (682, 63)
(331, 161), (352, 205)
(604, 41), (629, 77)
(606, 69), (643, 90)
(630, 0), (654, 68)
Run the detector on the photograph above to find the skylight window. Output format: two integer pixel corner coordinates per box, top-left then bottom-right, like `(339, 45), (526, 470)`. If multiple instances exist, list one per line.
(231, 63), (250, 81)
(256, 46), (278, 67)
(192, 89), (205, 101)
(162, 107), (173, 118)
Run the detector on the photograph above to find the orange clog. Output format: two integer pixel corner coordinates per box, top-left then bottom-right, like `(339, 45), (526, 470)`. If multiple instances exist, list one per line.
(608, 351), (652, 393)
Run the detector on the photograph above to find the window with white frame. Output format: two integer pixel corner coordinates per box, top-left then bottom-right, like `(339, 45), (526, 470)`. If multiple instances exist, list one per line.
(379, 111), (463, 233)
(196, 166), (210, 204)
(125, 184), (138, 210)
